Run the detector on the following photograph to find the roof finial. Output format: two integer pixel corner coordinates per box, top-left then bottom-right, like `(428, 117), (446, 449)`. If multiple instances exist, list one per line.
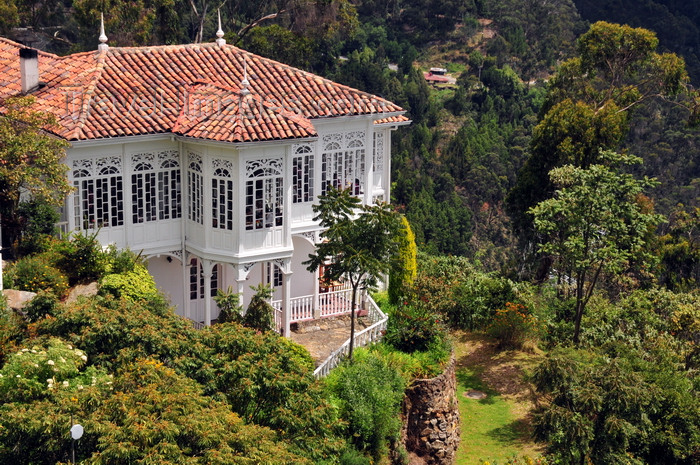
(215, 9), (226, 47)
(98, 12), (109, 51)
(240, 56), (251, 96)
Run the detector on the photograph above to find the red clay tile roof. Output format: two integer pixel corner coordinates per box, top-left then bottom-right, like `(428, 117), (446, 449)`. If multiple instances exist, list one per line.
(374, 115), (411, 125)
(0, 37), (406, 142)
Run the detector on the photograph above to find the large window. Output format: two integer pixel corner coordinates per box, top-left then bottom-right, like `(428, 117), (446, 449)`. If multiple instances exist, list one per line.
(266, 262), (283, 288)
(187, 152), (203, 225)
(131, 150), (181, 224)
(245, 158), (284, 230)
(211, 159), (234, 230)
(292, 144), (314, 203)
(189, 258), (219, 300)
(73, 156), (124, 230)
(321, 131), (365, 196)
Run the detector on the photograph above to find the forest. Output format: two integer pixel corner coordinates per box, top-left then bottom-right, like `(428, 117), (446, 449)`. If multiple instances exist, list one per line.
(0, 0), (698, 464)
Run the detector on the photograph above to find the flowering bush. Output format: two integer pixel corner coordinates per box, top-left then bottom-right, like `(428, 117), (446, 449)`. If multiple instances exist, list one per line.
(487, 302), (539, 350)
(0, 337), (110, 403)
(3, 255), (69, 298)
(384, 302), (446, 353)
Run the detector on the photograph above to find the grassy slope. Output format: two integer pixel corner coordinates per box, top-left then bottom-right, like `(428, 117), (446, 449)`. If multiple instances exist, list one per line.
(453, 332), (543, 465)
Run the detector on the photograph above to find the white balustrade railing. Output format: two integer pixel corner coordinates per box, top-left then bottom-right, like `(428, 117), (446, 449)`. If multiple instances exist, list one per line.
(319, 288), (353, 317)
(313, 295), (388, 379)
(55, 221), (69, 236)
(186, 318), (206, 330)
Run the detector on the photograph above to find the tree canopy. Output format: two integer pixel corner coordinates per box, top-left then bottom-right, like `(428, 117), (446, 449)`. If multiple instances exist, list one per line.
(507, 21), (691, 241)
(529, 150), (663, 343)
(0, 96), (71, 253)
(305, 187), (402, 359)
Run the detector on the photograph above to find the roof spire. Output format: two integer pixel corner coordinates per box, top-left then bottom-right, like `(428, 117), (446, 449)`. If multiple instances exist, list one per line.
(215, 9), (226, 47)
(240, 56), (251, 96)
(98, 12), (109, 51)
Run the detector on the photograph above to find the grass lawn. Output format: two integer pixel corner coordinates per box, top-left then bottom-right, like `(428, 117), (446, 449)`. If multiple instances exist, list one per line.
(454, 332), (543, 465)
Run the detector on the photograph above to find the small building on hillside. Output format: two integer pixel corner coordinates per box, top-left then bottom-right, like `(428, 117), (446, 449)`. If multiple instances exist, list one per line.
(423, 67), (453, 85)
(0, 22), (410, 335)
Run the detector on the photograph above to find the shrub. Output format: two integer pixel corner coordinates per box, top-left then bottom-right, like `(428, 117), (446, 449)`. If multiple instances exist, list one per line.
(325, 349), (407, 462)
(487, 302), (539, 350)
(24, 290), (60, 322)
(99, 264), (161, 303)
(4, 255), (68, 298)
(413, 253), (517, 330)
(339, 447), (371, 465)
(103, 245), (142, 274)
(16, 199), (59, 257)
(384, 302), (446, 353)
(49, 232), (109, 285)
(214, 286), (243, 324)
(243, 283), (275, 332)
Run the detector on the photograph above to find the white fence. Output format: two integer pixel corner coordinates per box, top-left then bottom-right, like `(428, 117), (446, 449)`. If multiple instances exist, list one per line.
(313, 295), (388, 379)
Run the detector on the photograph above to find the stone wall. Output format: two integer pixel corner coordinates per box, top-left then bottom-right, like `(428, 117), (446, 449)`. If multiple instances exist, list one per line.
(400, 356), (460, 465)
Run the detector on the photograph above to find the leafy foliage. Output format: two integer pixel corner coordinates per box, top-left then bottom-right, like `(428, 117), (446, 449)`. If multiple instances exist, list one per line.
(3, 255), (69, 299)
(487, 302), (539, 350)
(413, 254), (519, 331)
(384, 301), (446, 353)
(507, 21), (691, 245)
(99, 263), (161, 303)
(533, 345), (699, 464)
(23, 290), (60, 322)
(0, 96), (70, 254)
(48, 232), (110, 286)
(305, 187), (402, 358)
(388, 215), (418, 304)
(16, 199), (60, 257)
(243, 283), (275, 332)
(213, 286), (243, 324)
(530, 151), (663, 343)
(325, 349), (408, 462)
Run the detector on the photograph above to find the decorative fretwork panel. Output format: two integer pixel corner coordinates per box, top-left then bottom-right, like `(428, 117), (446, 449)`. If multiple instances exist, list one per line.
(211, 159), (234, 230)
(131, 151), (181, 224)
(187, 152), (203, 225)
(73, 157), (124, 230)
(321, 132), (365, 196)
(245, 157), (284, 230)
(373, 132), (384, 172)
(292, 144), (314, 204)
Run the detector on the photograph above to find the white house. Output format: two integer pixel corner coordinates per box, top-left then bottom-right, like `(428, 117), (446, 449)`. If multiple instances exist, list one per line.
(0, 25), (409, 335)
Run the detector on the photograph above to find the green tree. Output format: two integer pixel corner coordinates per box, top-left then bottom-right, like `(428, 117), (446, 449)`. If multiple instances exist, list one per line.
(507, 21), (690, 242)
(0, 96), (71, 254)
(529, 151), (663, 344)
(388, 215), (417, 304)
(305, 187), (402, 359)
(243, 283), (275, 332)
(213, 286), (243, 324)
(533, 345), (699, 465)
(0, 0), (18, 35)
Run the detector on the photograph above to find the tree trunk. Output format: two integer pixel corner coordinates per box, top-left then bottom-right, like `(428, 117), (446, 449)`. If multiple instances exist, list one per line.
(348, 284), (358, 360)
(572, 278), (585, 345)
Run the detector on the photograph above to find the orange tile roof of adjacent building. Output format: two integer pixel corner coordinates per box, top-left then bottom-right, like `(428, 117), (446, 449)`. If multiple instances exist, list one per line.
(0, 37), (407, 142)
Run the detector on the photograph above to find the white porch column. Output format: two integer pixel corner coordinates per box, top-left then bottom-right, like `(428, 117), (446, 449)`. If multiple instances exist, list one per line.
(313, 266), (321, 319)
(202, 259), (213, 326)
(182, 254), (190, 319)
(235, 262), (252, 313)
(281, 259), (292, 337)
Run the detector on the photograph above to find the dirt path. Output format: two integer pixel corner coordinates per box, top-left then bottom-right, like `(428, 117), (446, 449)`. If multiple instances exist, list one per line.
(453, 331), (544, 463)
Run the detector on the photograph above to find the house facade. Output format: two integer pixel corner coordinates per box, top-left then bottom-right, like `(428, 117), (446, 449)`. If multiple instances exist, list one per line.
(0, 31), (409, 336)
